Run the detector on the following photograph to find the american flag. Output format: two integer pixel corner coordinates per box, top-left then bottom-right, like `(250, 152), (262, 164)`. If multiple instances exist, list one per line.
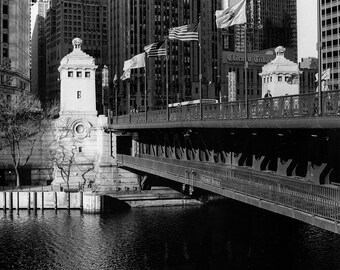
(144, 41), (166, 57)
(169, 23), (199, 41)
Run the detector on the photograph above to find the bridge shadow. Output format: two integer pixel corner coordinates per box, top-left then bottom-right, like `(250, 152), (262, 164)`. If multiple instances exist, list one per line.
(103, 196), (131, 213)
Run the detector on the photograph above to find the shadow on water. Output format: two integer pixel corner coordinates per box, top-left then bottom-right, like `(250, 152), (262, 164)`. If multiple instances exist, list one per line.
(102, 196), (131, 214)
(1, 197), (340, 270)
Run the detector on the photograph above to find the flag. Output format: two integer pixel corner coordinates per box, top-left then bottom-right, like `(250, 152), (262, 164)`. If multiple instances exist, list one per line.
(315, 68), (330, 81)
(286, 73), (299, 84)
(215, 0), (247, 28)
(169, 23), (199, 41)
(120, 69), (131, 81)
(144, 41), (166, 57)
(123, 53), (146, 71)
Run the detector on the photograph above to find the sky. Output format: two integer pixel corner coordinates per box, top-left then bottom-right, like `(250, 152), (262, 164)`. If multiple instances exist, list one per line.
(226, 0), (318, 61)
(297, 0), (317, 60)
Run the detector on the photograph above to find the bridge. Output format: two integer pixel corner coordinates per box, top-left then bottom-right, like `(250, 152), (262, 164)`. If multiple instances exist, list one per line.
(107, 91), (340, 234)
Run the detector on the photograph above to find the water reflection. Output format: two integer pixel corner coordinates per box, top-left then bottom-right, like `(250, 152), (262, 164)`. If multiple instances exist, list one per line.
(0, 200), (340, 270)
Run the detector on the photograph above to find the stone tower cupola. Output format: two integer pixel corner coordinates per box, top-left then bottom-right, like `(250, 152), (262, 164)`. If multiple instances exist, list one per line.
(58, 38), (98, 116)
(259, 46), (300, 97)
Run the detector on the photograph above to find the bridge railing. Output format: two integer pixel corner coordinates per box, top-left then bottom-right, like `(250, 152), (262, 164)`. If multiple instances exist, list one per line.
(117, 154), (340, 222)
(111, 90), (340, 125)
(228, 170), (340, 222)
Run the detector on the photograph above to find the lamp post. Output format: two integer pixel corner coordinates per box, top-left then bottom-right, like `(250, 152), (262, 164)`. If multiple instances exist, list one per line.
(101, 65), (109, 116)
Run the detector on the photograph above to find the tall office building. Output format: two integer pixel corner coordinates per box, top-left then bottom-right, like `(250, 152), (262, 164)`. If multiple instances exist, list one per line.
(320, 0), (340, 89)
(108, 0), (221, 113)
(45, 0), (108, 111)
(108, 0), (297, 113)
(31, 0), (50, 100)
(224, 0), (297, 62)
(0, 0), (31, 104)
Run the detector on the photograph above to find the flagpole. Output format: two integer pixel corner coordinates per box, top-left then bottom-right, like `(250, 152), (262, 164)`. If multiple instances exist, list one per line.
(317, 0), (322, 115)
(127, 78), (131, 122)
(244, 23), (248, 118)
(115, 78), (118, 124)
(198, 20), (202, 120)
(144, 52), (148, 122)
(165, 37), (169, 121)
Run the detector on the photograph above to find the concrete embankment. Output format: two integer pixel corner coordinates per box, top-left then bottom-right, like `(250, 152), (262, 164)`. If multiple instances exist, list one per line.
(0, 188), (201, 213)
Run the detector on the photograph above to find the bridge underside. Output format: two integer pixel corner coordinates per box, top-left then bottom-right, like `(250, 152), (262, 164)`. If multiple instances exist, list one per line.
(113, 127), (340, 234)
(119, 128), (340, 185)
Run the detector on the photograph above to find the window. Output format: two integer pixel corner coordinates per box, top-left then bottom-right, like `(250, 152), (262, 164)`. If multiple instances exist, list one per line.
(3, 5), (8, 14)
(85, 72), (90, 77)
(3, 34), (8, 43)
(278, 76), (282, 82)
(77, 71), (82, 77)
(3, 48), (8, 57)
(68, 71), (73, 77)
(3, 20), (8, 28)
(77, 91), (81, 99)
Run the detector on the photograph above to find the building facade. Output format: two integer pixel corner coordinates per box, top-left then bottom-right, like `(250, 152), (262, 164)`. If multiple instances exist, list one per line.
(299, 57), (318, 94)
(31, 0), (50, 100)
(45, 0), (108, 112)
(0, 0), (31, 104)
(224, 0), (297, 61)
(321, 0), (340, 90)
(108, 0), (297, 112)
(107, 0), (222, 113)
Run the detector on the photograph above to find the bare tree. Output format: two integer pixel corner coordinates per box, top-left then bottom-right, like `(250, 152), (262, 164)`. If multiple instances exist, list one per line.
(49, 117), (94, 191)
(0, 91), (58, 188)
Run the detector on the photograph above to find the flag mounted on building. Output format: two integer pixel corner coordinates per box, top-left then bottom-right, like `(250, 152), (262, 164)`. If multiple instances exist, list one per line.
(144, 41), (166, 57)
(315, 68), (331, 81)
(123, 52), (146, 71)
(169, 23), (199, 41)
(215, 0), (247, 28)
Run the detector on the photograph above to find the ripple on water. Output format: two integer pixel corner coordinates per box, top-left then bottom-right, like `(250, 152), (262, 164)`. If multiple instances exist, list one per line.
(1, 204), (340, 270)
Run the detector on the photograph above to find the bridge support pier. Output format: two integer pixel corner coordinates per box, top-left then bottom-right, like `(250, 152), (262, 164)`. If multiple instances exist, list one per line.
(83, 192), (103, 214)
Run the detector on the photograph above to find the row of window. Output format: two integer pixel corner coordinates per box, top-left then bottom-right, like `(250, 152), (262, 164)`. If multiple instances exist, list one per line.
(322, 4), (340, 15)
(322, 38), (340, 47)
(263, 75), (292, 83)
(322, 16), (340, 26)
(322, 0), (338, 5)
(68, 71), (91, 78)
(323, 50), (340, 58)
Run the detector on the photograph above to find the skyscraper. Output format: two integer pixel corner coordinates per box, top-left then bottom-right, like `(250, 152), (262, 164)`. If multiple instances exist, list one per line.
(0, 0), (31, 103)
(224, 0), (297, 61)
(31, 0), (50, 100)
(45, 0), (108, 111)
(108, 0), (221, 113)
(107, 0), (297, 113)
(221, 0), (297, 101)
(320, 0), (340, 90)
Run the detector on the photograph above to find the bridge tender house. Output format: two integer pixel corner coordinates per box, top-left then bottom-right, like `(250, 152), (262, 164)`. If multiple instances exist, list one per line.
(221, 48), (293, 101)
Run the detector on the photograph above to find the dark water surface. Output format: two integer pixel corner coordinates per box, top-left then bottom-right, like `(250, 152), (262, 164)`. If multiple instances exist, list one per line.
(1, 199), (340, 270)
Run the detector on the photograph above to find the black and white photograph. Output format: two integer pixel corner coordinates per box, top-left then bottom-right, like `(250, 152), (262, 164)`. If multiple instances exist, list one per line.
(1, 0), (340, 269)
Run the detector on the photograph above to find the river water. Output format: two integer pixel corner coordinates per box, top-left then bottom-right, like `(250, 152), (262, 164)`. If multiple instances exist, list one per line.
(1, 199), (340, 270)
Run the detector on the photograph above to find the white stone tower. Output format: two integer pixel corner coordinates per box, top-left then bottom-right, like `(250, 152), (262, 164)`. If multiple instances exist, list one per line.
(259, 46), (300, 97)
(52, 38), (139, 192)
(52, 38), (100, 189)
(58, 38), (97, 116)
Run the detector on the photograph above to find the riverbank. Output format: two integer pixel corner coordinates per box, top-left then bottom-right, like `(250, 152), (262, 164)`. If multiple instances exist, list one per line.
(0, 187), (201, 213)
